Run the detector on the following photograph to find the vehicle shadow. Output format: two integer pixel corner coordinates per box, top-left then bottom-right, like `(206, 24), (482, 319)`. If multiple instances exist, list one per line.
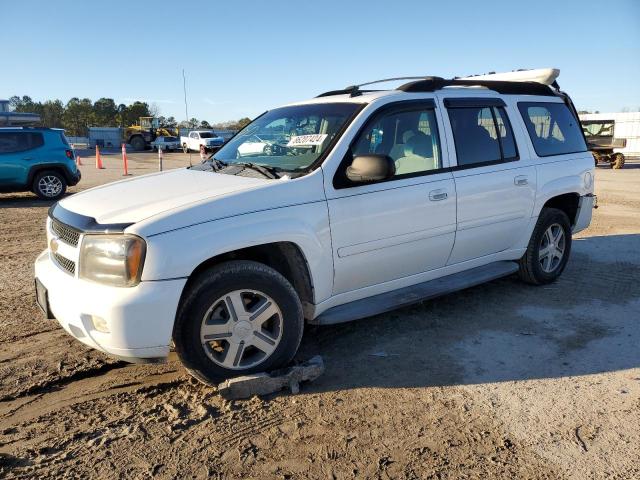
(296, 233), (640, 392)
(0, 195), (60, 209)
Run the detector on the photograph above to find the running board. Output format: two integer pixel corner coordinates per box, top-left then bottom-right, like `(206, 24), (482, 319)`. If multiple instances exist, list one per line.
(312, 261), (519, 325)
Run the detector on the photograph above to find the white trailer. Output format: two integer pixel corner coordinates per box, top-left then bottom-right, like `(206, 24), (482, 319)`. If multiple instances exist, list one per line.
(579, 112), (640, 159)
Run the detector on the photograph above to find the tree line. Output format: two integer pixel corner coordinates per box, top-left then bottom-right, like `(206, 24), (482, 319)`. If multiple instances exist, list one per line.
(9, 95), (251, 137)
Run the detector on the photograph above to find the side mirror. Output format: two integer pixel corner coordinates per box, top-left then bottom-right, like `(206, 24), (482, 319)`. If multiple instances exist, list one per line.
(345, 154), (395, 184)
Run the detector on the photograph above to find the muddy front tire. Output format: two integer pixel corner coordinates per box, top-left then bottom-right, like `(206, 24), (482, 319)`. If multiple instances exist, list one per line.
(518, 208), (572, 285)
(173, 261), (304, 385)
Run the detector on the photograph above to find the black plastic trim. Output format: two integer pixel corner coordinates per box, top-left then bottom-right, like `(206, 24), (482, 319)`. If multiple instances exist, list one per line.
(398, 77), (557, 96)
(26, 163), (80, 188)
(49, 203), (133, 234)
(444, 97), (506, 107)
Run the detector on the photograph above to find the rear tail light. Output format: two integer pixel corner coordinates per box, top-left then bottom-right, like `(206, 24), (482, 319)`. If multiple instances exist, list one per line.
(65, 149), (74, 159)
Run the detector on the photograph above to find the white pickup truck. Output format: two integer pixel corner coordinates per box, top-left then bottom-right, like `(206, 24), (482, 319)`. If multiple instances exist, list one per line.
(35, 68), (596, 385)
(180, 130), (225, 153)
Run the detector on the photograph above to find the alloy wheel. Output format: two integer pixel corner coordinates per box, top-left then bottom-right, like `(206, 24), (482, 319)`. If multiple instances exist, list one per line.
(199, 289), (283, 370)
(38, 175), (63, 198)
(538, 223), (565, 273)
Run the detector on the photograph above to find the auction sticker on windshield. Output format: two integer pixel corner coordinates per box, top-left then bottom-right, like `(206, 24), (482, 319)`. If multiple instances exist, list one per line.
(287, 134), (328, 147)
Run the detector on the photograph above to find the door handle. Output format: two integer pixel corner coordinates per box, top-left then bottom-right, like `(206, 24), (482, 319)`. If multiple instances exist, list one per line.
(429, 189), (448, 201)
(514, 175), (528, 186)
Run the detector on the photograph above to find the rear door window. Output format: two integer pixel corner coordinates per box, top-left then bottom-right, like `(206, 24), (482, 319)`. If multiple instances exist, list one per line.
(447, 105), (518, 166)
(518, 102), (587, 156)
(0, 132), (44, 153)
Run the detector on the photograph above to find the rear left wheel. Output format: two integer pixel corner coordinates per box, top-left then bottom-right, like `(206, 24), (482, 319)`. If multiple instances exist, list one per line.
(32, 170), (67, 200)
(518, 208), (572, 285)
(174, 260), (304, 385)
(612, 153), (625, 169)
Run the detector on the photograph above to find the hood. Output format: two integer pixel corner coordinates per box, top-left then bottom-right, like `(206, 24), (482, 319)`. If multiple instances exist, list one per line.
(58, 168), (268, 224)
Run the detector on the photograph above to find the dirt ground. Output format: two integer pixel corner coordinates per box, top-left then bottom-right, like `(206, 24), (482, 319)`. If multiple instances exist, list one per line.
(0, 152), (638, 479)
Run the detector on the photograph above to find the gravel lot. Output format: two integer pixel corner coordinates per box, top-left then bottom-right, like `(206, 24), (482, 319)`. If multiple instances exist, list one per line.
(0, 152), (638, 479)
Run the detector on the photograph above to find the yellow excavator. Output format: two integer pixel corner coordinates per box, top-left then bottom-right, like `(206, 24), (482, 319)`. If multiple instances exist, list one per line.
(124, 117), (178, 151)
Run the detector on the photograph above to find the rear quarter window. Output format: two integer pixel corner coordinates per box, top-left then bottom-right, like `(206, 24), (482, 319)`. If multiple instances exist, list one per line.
(518, 102), (587, 157)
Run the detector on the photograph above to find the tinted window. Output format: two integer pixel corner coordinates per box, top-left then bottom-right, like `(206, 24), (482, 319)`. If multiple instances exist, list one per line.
(0, 132), (44, 153)
(352, 106), (441, 176)
(448, 106), (519, 166)
(494, 108), (517, 159)
(518, 102), (587, 156)
(449, 107), (501, 165)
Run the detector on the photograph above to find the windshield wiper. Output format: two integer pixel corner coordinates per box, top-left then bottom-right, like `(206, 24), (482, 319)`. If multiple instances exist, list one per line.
(235, 162), (280, 179)
(209, 157), (228, 171)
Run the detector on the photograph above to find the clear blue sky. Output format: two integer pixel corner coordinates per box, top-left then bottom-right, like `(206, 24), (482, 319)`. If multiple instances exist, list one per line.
(2, 0), (639, 122)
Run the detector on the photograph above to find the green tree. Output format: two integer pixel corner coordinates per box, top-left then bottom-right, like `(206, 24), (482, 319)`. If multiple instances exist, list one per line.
(63, 97), (93, 136)
(40, 100), (65, 128)
(93, 98), (118, 127)
(10, 95), (42, 114)
(199, 120), (211, 129)
(122, 101), (151, 126)
(237, 117), (251, 129)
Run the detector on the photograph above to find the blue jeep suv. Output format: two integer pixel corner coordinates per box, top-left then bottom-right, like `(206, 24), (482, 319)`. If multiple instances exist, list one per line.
(0, 128), (81, 200)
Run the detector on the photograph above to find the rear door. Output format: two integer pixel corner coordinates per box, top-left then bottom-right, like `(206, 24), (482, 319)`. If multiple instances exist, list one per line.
(325, 100), (457, 295)
(0, 131), (43, 187)
(439, 97), (536, 264)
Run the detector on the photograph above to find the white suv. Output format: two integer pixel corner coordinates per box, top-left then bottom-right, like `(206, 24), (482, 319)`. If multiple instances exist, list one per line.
(35, 69), (596, 384)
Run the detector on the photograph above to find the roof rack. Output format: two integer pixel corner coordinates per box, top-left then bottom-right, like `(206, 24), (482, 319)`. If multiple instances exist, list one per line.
(316, 77), (435, 97)
(397, 77), (557, 96)
(316, 73), (559, 98)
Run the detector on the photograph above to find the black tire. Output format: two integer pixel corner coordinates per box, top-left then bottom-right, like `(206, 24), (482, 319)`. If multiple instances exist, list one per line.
(174, 260), (304, 385)
(130, 136), (146, 151)
(182, 143), (189, 153)
(592, 151), (600, 166)
(518, 208), (572, 285)
(612, 153), (625, 170)
(32, 170), (67, 200)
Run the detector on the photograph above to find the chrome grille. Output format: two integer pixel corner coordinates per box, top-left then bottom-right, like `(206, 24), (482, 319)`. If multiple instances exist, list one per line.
(52, 252), (76, 276)
(51, 218), (80, 247)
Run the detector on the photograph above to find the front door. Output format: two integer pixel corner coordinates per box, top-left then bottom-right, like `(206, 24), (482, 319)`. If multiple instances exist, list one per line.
(325, 101), (457, 295)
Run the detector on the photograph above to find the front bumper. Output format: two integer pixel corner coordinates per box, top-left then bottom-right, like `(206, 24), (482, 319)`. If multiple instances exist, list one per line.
(34, 250), (186, 361)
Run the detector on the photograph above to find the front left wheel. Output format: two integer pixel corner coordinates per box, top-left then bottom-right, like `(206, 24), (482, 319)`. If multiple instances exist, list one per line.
(174, 260), (304, 385)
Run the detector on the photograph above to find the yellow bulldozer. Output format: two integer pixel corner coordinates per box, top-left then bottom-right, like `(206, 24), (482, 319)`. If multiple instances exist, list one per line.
(124, 117), (178, 151)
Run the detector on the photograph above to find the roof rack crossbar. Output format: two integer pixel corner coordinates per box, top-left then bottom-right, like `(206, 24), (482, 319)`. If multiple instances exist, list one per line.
(316, 76), (434, 98)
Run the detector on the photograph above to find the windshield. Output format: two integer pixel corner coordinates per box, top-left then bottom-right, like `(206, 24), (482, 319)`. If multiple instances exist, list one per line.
(214, 103), (360, 171)
(199, 132), (217, 138)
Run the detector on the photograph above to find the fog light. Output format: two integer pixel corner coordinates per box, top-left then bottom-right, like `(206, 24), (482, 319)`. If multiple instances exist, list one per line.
(91, 315), (110, 333)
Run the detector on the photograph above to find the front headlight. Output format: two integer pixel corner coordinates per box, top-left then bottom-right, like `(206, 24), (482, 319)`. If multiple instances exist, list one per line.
(79, 235), (146, 287)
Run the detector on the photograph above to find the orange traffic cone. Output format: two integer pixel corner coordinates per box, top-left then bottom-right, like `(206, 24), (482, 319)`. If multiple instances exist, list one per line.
(95, 146), (104, 169)
(122, 143), (129, 176)
(76, 154), (82, 166)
